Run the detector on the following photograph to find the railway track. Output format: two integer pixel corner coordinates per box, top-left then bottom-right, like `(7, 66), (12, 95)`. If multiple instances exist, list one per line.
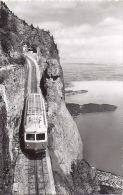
(30, 59), (37, 93)
(26, 56), (37, 93)
(28, 154), (48, 195)
(26, 57), (48, 195)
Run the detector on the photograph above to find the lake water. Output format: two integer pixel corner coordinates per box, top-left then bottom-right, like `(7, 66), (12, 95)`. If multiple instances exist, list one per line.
(61, 63), (123, 175)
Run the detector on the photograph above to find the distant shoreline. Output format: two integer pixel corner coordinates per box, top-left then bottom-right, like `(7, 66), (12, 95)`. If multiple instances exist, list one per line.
(66, 103), (117, 117)
(65, 89), (88, 96)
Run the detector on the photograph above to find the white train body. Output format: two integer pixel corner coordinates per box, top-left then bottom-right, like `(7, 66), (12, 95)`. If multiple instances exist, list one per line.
(24, 93), (48, 152)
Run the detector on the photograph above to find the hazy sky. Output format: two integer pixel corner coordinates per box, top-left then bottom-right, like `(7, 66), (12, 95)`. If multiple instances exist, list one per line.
(5, 1), (123, 64)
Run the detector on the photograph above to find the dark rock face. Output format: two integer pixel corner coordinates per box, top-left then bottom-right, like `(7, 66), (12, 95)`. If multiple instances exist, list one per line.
(41, 58), (83, 176)
(41, 59), (65, 99)
(66, 103), (117, 117)
(0, 98), (12, 194)
(100, 185), (122, 194)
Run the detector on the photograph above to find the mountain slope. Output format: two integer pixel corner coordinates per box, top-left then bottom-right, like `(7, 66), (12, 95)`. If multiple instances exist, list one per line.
(0, 1), (59, 61)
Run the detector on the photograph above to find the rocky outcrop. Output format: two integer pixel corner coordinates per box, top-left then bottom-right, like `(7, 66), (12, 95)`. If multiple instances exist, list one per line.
(71, 160), (123, 194)
(97, 169), (123, 194)
(41, 59), (83, 176)
(0, 65), (27, 194)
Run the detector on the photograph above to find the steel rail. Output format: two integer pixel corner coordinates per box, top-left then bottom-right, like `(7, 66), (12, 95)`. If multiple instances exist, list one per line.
(38, 155), (47, 195)
(34, 158), (39, 195)
(28, 159), (36, 195)
(28, 156), (47, 195)
(27, 56), (37, 93)
(41, 158), (47, 195)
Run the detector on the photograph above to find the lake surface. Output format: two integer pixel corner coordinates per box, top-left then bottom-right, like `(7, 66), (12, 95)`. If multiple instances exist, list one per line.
(61, 63), (123, 175)
(62, 63), (123, 84)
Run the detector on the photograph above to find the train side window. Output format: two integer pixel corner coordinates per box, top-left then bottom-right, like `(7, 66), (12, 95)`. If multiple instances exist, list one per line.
(26, 134), (35, 140)
(36, 133), (45, 140)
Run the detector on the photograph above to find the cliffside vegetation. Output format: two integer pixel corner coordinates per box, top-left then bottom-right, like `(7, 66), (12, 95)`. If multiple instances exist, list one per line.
(70, 160), (123, 194)
(1, 2), (59, 65)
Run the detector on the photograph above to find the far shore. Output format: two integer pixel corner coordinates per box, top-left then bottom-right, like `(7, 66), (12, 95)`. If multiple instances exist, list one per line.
(65, 89), (88, 96)
(66, 103), (117, 117)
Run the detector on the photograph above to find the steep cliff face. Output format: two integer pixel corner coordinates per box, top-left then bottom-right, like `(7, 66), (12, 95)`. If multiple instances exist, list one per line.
(0, 66), (27, 194)
(0, 97), (10, 194)
(41, 59), (83, 176)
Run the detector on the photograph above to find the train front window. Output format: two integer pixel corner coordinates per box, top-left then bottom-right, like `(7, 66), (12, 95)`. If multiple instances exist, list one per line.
(26, 134), (35, 140)
(36, 133), (45, 140)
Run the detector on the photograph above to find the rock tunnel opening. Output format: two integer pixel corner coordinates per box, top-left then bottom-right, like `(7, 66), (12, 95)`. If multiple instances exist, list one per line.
(51, 75), (59, 81)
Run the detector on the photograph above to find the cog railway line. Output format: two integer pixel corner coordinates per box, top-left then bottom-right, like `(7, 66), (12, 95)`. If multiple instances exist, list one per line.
(25, 56), (49, 195)
(27, 155), (48, 195)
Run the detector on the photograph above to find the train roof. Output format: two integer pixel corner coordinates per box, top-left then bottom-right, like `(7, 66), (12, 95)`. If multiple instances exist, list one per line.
(27, 93), (43, 115)
(25, 123), (47, 133)
(25, 93), (47, 132)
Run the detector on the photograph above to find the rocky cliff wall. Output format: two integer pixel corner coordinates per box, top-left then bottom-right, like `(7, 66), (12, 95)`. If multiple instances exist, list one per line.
(0, 65), (27, 194)
(0, 97), (8, 194)
(40, 59), (83, 177)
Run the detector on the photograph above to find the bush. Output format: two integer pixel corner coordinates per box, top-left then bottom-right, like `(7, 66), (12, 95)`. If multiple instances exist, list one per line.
(0, 70), (9, 84)
(11, 55), (26, 66)
(71, 160), (100, 194)
(0, 55), (9, 67)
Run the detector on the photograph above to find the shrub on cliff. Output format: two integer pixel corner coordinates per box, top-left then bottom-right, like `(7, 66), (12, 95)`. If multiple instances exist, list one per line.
(10, 55), (26, 66)
(71, 160), (100, 194)
(1, 2), (17, 56)
(0, 68), (10, 84)
(0, 55), (9, 67)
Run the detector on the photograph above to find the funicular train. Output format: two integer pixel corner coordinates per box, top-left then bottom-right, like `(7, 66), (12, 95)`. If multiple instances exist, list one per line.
(24, 93), (48, 153)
